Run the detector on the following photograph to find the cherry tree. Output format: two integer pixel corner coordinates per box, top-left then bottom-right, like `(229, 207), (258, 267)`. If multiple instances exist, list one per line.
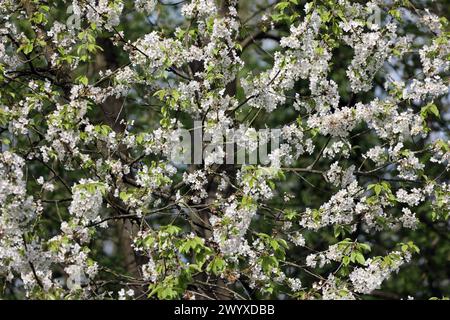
(0, 0), (449, 300)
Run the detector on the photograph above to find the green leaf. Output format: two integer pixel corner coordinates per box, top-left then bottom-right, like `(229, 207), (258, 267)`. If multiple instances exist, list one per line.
(421, 103), (440, 119)
(76, 75), (89, 86)
(275, 2), (290, 11)
(261, 255), (279, 273)
(374, 184), (382, 196)
(163, 225), (181, 235)
(355, 252), (366, 265)
(153, 89), (166, 100)
(342, 256), (350, 266)
(207, 256), (226, 275)
(22, 42), (34, 55)
(428, 104), (440, 118)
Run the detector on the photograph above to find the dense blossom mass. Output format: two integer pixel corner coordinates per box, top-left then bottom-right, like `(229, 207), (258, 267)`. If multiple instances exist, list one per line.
(0, 0), (449, 300)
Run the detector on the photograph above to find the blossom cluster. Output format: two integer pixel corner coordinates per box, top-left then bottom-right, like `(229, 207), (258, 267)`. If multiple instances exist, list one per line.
(0, 0), (448, 300)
